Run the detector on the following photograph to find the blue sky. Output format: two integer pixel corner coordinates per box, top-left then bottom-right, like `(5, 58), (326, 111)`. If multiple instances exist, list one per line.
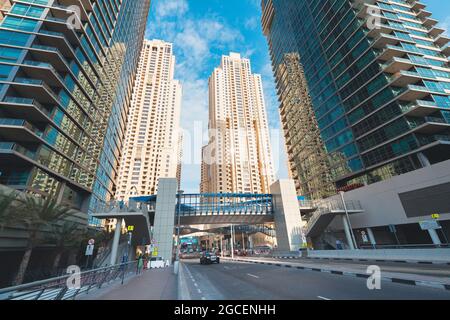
(145, 0), (449, 193)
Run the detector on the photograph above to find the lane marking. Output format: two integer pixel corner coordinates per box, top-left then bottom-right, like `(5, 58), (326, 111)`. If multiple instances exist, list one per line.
(318, 296), (332, 301)
(247, 273), (260, 279)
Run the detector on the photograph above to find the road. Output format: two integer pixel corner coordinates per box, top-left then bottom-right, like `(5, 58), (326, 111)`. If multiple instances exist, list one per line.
(181, 259), (450, 300)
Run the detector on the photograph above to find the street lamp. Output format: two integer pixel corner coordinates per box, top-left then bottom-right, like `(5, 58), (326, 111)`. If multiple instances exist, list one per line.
(340, 191), (358, 250)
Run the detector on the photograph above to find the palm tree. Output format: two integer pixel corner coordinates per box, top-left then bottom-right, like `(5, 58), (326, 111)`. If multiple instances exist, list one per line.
(0, 189), (20, 231)
(50, 221), (85, 274)
(13, 196), (74, 285)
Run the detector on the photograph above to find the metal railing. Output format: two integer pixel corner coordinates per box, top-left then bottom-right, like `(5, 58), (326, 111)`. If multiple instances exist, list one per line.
(0, 261), (138, 301)
(305, 199), (364, 235)
(359, 243), (449, 250)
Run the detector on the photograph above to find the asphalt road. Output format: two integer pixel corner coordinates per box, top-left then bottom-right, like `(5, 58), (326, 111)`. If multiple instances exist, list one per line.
(181, 260), (450, 300)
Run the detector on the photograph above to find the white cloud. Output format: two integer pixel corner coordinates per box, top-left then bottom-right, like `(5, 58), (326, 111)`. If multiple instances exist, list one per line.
(244, 17), (259, 30)
(155, 0), (188, 18)
(440, 15), (450, 35)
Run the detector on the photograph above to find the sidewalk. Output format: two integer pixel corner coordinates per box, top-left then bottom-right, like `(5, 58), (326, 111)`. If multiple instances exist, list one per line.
(78, 267), (177, 300)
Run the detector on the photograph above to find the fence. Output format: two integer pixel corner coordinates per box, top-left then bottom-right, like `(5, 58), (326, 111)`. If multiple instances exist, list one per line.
(0, 261), (138, 300)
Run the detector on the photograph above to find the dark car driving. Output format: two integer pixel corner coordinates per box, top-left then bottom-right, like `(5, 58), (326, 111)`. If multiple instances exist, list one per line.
(200, 251), (220, 265)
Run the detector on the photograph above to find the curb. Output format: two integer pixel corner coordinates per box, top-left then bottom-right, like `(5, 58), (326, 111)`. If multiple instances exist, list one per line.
(273, 256), (450, 265)
(226, 258), (450, 292)
(177, 262), (191, 300)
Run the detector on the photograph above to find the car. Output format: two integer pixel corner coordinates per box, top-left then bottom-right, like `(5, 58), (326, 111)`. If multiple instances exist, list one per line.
(200, 251), (220, 265)
(149, 257), (166, 269)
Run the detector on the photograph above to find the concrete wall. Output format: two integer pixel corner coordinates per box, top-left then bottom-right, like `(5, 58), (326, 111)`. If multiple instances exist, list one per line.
(307, 249), (450, 263)
(271, 180), (304, 251)
(328, 160), (450, 231)
(152, 178), (178, 265)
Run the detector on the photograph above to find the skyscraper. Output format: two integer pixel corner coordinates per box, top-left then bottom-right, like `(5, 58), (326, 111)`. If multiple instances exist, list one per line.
(0, 0), (150, 220)
(262, 0), (450, 197)
(201, 53), (276, 194)
(116, 40), (182, 200)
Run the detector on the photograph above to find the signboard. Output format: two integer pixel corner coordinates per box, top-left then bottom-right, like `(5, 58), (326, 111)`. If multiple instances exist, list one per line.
(419, 220), (441, 231)
(431, 214), (440, 220)
(152, 249), (158, 257)
(127, 226), (134, 232)
(361, 231), (369, 243)
(85, 244), (94, 256)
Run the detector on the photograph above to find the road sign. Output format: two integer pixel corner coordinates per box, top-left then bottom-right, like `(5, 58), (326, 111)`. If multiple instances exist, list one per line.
(127, 225), (134, 232)
(431, 214), (440, 220)
(85, 244), (94, 256)
(419, 220), (441, 231)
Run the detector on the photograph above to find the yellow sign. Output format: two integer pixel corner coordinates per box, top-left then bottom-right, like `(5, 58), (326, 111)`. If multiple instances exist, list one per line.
(431, 214), (440, 219)
(152, 249), (158, 257)
(127, 226), (134, 231)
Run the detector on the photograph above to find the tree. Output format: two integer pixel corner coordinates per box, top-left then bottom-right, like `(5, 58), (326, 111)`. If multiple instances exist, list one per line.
(13, 196), (74, 285)
(50, 221), (85, 274)
(0, 189), (20, 231)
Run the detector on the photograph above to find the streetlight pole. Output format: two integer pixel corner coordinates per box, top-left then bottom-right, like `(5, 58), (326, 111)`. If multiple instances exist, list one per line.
(230, 224), (235, 260)
(340, 191), (358, 250)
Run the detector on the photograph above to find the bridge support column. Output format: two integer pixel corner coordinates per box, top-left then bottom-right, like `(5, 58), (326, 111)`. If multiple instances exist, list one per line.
(342, 215), (355, 250)
(270, 180), (305, 252)
(110, 218), (124, 266)
(153, 178), (178, 266)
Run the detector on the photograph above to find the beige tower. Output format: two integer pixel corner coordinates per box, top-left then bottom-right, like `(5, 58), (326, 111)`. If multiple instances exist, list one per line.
(116, 40), (182, 200)
(201, 53), (275, 194)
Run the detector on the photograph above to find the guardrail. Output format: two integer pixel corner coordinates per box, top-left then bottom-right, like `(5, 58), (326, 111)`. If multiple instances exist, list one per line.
(0, 261), (138, 301)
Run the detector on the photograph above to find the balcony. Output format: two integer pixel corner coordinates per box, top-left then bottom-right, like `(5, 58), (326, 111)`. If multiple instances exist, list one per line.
(388, 70), (424, 87)
(20, 60), (65, 88)
(382, 57), (415, 73)
(399, 100), (442, 117)
(0, 97), (53, 123)
(417, 134), (450, 146)
(434, 34), (450, 48)
(0, 142), (37, 160)
(0, 118), (44, 142)
(378, 45), (406, 62)
(7, 77), (60, 106)
(407, 116), (450, 134)
(428, 26), (445, 38)
(397, 84), (445, 101)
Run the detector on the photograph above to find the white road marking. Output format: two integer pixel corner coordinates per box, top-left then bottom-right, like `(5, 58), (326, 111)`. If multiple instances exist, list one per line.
(318, 296), (332, 301)
(247, 273), (260, 279)
(197, 289), (202, 294)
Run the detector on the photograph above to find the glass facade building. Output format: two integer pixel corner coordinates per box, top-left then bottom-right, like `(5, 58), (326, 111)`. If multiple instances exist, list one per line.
(0, 0), (150, 222)
(262, 0), (450, 197)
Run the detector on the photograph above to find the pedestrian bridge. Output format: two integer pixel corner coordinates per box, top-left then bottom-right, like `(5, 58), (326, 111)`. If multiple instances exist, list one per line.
(132, 193), (275, 225)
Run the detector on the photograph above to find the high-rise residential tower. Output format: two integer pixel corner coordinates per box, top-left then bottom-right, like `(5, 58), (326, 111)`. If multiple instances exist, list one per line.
(201, 53), (276, 194)
(116, 40), (182, 201)
(262, 0), (450, 197)
(0, 0), (150, 220)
